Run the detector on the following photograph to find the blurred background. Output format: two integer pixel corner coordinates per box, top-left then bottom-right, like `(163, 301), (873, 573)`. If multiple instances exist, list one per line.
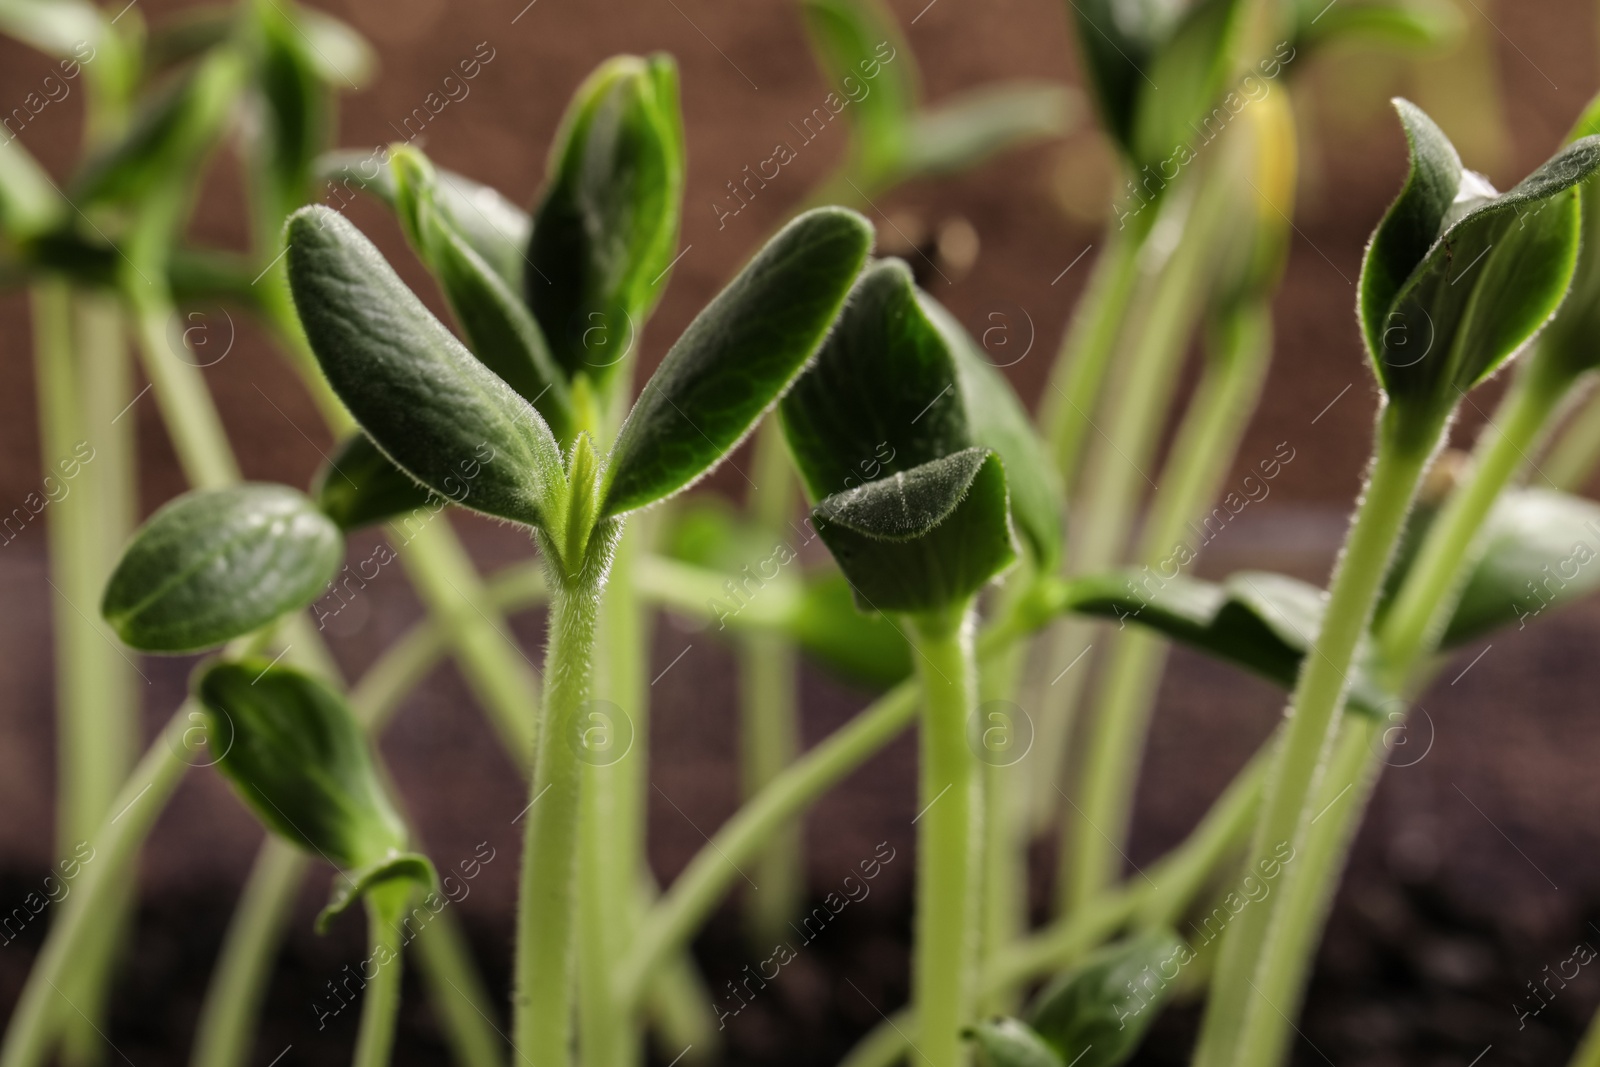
(4, 0), (1600, 1064)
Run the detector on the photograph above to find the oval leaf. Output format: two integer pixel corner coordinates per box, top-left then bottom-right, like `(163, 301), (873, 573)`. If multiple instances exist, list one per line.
(199, 661), (423, 903)
(1026, 929), (1189, 1067)
(600, 206), (874, 517)
(967, 1018), (1064, 1067)
(286, 205), (566, 532)
(313, 433), (437, 531)
(391, 147), (574, 438)
(814, 448), (1017, 614)
(102, 484), (342, 653)
(525, 53), (685, 388)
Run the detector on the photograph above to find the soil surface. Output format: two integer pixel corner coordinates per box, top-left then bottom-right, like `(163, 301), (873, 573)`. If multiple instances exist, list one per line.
(5, 0), (1600, 1063)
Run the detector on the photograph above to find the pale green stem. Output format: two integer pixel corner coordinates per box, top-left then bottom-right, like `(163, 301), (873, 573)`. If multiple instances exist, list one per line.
(1194, 403), (1439, 1067)
(32, 281), (140, 1067)
(1067, 304), (1273, 908)
(909, 605), (981, 1067)
(1540, 379), (1600, 491)
(391, 515), (539, 764)
(191, 842), (308, 1067)
(840, 719), (1276, 1067)
(1217, 349), (1583, 1067)
(352, 886), (409, 1067)
(126, 285), (238, 491)
(738, 421), (805, 947)
(1049, 177), (1222, 895)
(411, 909), (507, 1067)
(0, 706), (194, 1067)
(615, 678), (920, 1012)
(514, 547), (612, 1067)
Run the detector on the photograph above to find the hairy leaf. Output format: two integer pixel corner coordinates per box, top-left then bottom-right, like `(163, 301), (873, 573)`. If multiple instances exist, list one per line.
(1027, 929), (1189, 1067)
(102, 484), (342, 653)
(1069, 569), (1391, 714)
(313, 433), (437, 531)
(525, 54), (685, 388)
(390, 147), (573, 437)
(781, 258), (969, 501)
(198, 661), (433, 920)
(799, 0), (916, 182)
(814, 448), (1017, 613)
(928, 298), (1063, 566)
(317, 149), (529, 290)
(967, 1018), (1064, 1067)
(1360, 101), (1600, 430)
(1535, 91), (1600, 379)
(286, 206), (566, 531)
(601, 206), (873, 517)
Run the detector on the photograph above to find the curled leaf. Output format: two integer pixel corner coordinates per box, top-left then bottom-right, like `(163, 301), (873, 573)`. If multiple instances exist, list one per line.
(966, 1018), (1063, 1067)
(813, 448), (1017, 614)
(102, 484), (343, 653)
(1026, 929), (1189, 1067)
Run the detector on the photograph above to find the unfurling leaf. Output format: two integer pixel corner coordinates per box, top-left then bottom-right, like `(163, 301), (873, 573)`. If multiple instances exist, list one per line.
(313, 433), (437, 531)
(782, 259), (1061, 564)
(1359, 101), (1600, 439)
(286, 206), (566, 532)
(966, 1018), (1064, 1067)
(102, 484), (342, 653)
(1026, 929), (1189, 1067)
(813, 448), (1017, 614)
(525, 53), (685, 389)
(600, 206), (874, 517)
(390, 146), (574, 438)
(197, 660), (435, 926)
(317, 149), (530, 290)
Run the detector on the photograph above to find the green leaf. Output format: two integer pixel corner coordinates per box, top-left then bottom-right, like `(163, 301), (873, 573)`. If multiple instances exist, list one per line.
(600, 206), (874, 517)
(781, 259), (1062, 565)
(145, 5), (237, 74)
(1130, 0), (1246, 169)
(1069, 0), (1161, 157)
(903, 84), (1077, 178)
(0, 135), (59, 238)
(292, 6), (375, 89)
(313, 433), (437, 531)
(317, 149), (530, 291)
(1359, 101), (1600, 430)
(967, 1018), (1064, 1067)
(1069, 569), (1391, 714)
(1537, 92), (1600, 379)
(799, 0), (917, 182)
(73, 51), (246, 207)
(525, 53), (685, 388)
(102, 484), (343, 653)
(927, 299), (1063, 566)
(390, 147), (573, 438)
(1026, 929), (1189, 1067)
(1444, 488), (1600, 645)
(286, 206), (566, 532)
(253, 0), (331, 229)
(1296, 0), (1462, 52)
(317, 851), (435, 932)
(198, 660), (434, 921)
(781, 258), (970, 501)
(814, 448), (1017, 614)
(0, 0), (104, 59)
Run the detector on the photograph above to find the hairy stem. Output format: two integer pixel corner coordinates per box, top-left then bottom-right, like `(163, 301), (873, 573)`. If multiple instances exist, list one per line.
(1195, 403), (1438, 1067)
(910, 605), (981, 1067)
